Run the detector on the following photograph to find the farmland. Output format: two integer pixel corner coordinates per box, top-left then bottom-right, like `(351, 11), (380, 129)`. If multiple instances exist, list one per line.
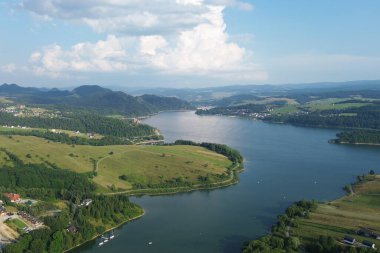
(294, 174), (380, 245)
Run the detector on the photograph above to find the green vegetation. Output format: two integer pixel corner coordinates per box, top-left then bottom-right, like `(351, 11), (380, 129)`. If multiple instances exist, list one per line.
(6, 218), (28, 232)
(0, 112), (159, 140)
(0, 135), (238, 193)
(332, 130), (380, 145)
(243, 172), (380, 253)
(0, 149), (143, 253)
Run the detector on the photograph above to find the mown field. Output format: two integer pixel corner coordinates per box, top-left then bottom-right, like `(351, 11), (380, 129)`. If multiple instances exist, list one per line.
(0, 135), (232, 192)
(293, 175), (380, 245)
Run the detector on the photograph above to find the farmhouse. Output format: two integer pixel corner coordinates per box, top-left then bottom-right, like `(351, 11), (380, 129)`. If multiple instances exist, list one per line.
(3, 193), (21, 203)
(343, 235), (356, 245)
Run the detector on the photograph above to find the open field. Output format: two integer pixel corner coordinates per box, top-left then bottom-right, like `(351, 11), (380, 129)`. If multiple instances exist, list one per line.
(6, 218), (28, 231)
(305, 98), (371, 111)
(0, 135), (232, 191)
(0, 97), (13, 104)
(293, 175), (380, 244)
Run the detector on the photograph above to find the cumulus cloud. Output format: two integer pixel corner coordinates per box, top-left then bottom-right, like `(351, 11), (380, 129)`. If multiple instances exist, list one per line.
(21, 0), (252, 34)
(30, 35), (127, 77)
(21, 0), (265, 82)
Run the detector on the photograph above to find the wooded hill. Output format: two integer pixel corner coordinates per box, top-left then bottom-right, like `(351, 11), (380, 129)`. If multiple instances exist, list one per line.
(0, 84), (194, 116)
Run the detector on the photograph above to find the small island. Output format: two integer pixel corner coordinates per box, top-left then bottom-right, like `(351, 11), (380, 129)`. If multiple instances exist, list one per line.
(242, 171), (380, 253)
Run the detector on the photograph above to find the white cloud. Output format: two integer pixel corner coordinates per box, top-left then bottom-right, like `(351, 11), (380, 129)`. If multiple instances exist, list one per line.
(1, 64), (17, 73)
(30, 35), (127, 77)
(21, 0), (252, 35)
(22, 0), (264, 82)
(140, 36), (168, 56)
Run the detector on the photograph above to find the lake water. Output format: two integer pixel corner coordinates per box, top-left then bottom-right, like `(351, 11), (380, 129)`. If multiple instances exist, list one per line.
(74, 111), (380, 253)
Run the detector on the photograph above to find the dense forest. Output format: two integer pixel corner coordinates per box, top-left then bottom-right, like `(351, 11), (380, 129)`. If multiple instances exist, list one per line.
(196, 104), (268, 116)
(0, 150), (143, 253)
(331, 130), (380, 144)
(0, 112), (159, 139)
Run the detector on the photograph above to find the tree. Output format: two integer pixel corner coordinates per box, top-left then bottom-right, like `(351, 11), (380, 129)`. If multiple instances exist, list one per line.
(369, 169), (375, 175)
(48, 231), (64, 253)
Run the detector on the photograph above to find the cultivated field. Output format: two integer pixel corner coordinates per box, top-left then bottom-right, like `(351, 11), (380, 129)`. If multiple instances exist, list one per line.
(294, 175), (380, 244)
(0, 135), (232, 191)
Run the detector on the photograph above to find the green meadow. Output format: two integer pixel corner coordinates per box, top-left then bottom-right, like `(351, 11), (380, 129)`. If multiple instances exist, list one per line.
(0, 135), (232, 192)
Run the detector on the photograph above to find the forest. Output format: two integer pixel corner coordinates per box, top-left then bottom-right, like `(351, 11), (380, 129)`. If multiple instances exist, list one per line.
(0, 150), (143, 253)
(0, 112), (159, 139)
(331, 130), (380, 144)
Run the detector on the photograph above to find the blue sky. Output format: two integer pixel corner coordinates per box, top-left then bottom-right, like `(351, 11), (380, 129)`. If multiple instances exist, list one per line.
(1, 0), (379, 88)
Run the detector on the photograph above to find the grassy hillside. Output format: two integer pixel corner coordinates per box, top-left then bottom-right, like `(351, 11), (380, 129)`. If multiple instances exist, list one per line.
(0, 135), (233, 193)
(294, 175), (380, 245)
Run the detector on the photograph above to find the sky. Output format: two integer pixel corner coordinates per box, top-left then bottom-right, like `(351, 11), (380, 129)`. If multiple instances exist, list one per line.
(0, 0), (380, 88)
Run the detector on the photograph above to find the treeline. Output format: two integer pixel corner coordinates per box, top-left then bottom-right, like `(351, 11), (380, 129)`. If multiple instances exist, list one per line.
(332, 130), (380, 144)
(0, 130), (134, 146)
(0, 149), (95, 199)
(267, 104), (380, 130)
(196, 104), (267, 116)
(242, 200), (317, 253)
(173, 140), (243, 164)
(0, 112), (158, 139)
(3, 195), (142, 253)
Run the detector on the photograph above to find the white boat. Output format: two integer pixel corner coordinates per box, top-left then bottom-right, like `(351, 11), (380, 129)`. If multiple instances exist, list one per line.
(104, 239), (109, 243)
(109, 234), (115, 239)
(148, 241), (153, 245)
(99, 241), (104, 246)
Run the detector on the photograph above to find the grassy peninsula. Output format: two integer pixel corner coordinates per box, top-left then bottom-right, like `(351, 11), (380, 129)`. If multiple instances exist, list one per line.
(243, 172), (380, 253)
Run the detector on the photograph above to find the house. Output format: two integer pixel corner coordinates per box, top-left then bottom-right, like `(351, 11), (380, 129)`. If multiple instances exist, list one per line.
(362, 240), (376, 249)
(80, 199), (93, 207)
(67, 224), (78, 234)
(357, 228), (380, 239)
(4, 193), (21, 202)
(343, 235), (356, 245)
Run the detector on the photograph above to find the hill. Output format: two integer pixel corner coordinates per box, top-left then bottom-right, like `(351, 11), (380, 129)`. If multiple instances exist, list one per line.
(0, 84), (193, 116)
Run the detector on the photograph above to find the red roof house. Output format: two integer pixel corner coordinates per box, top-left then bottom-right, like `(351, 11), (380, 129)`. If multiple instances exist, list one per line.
(4, 193), (21, 202)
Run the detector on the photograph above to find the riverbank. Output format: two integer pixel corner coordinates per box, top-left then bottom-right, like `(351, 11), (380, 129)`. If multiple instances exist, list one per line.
(66, 209), (145, 253)
(243, 173), (380, 253)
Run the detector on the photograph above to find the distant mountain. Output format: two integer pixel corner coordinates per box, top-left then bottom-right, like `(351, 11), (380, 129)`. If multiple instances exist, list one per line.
(138, 94), (194, 111)
(0, 84), (193, 116)
(0, 83), (41, 94)
(127, 80), (380, 103)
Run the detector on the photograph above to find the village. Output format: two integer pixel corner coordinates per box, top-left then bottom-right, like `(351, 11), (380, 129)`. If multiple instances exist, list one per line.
(0, 104), (61, 118)
(0, 192), (94, 250)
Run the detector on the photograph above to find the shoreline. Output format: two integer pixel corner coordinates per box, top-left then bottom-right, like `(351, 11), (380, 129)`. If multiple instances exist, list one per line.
(105, 164), (244, 197)
(65, 209), (145, 253)
(332, 141), (380, 146)
(67, 164), (244, 252)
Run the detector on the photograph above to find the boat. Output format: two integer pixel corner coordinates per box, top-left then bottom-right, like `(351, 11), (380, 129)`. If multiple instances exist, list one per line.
(148, 241), (153, 245)
(99, 241), (104, 246)
(109, 234), (115, 239)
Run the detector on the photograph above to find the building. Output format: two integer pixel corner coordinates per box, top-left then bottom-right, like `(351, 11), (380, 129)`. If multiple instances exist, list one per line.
(343, 235), (356, 245)
(4, 193), (21, 202)
(362, 240), (376, 249)
(80, 199), (93, 207)
(67, 224), (78, 234)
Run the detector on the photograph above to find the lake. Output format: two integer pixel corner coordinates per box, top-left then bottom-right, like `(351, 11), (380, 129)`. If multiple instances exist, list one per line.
(74, 111), (380, 253)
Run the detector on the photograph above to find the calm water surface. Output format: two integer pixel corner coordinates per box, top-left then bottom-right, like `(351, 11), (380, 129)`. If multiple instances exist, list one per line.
(74, 111), (380, 253)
